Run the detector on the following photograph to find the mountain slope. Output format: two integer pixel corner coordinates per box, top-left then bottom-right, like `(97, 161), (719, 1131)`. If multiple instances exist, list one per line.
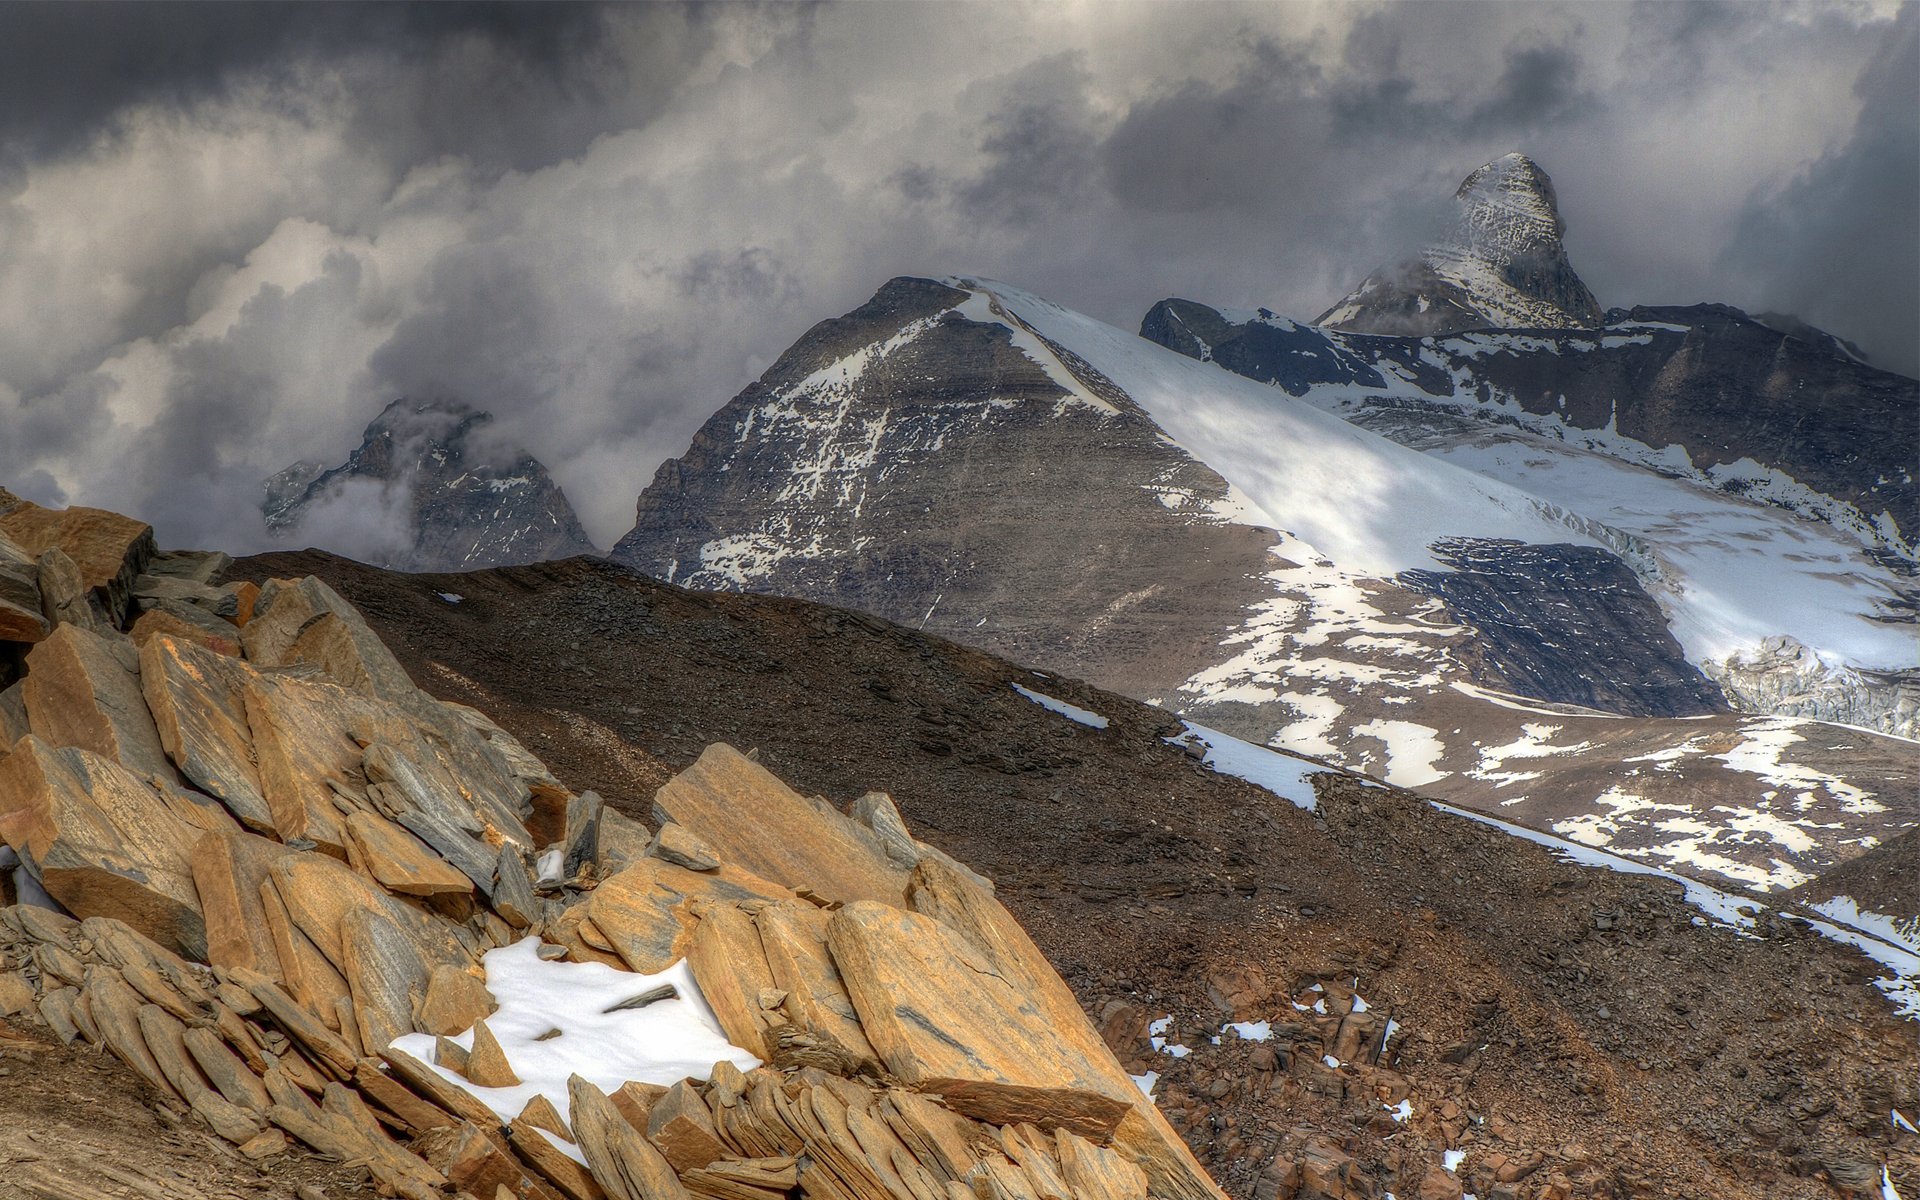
(1316, 153), (1604, 335)
(264, 397), (596, 571)
(611, 276), (1919, 896)
(230, 546), (1920, 1200)
(1139, 298), (1920, 737)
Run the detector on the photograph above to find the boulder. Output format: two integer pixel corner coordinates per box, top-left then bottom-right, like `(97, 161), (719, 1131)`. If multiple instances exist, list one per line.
(22, 623), (176, 783)
(130, 605), (242, 658)
(33, 548), (102, 632)
(0, 501), (155, 625)
(0, 737), (208, 958)
(143, 550), (233, 585)
(0, 682), (27, 747)
(568, 1074), (692, 1200)
(140, 635), (274, 831)
(190, 828), (294, 978)
(683, 902), (782, 1058)
(584, 856), (794, 974)
(0, 546), (49, 643)
(753, 900), (879, 1067)
(345, 809), (475, 897)
(649, 822), (720, 872)
(417, 964), (497, 1036)
(652, 744), (909, 906)
(132, 573), (239, 617)
(342, 906), (435, 1057)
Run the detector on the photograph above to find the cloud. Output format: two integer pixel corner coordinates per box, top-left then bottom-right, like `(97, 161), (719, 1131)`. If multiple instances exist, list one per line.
(0, 0), (1909, 558)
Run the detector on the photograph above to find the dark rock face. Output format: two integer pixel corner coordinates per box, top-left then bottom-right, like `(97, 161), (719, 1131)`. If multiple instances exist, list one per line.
(1317, 153), (1604, 336)
(1401, 538), (1727, 717)
(264, 398), (596, 572)
(1141, 300), (1920, 558)
(615, 277), (1280, 701)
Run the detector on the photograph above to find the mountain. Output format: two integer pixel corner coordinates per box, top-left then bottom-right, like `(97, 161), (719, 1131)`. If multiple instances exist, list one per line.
(228, 544), (1920, 1200)
(263, 396), (596, 571)
(1315, 153), (1604, 335)
(611, 275), (1919, 897)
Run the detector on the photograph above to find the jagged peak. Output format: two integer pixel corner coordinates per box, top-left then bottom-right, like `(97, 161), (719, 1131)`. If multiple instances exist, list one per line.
(1317, 152), (1602, 336)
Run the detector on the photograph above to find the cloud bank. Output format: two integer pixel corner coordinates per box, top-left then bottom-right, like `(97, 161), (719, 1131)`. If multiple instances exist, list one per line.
(0, 0), (1910, 554)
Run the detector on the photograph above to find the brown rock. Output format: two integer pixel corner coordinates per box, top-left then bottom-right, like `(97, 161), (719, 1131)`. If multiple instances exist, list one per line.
(130, 600), (244, 656)
(0, 681), (28, 747)
(265, 851), (469, 982)
(191, 828), (294, 978)
(183, 1024), (273, 1112)
(382, 1043), (505, 1132)
(754, 900), (880, 1067)
(649, 822), (721, 871)
(584, 856), (793, 974)
(610, 1080), (670, 1131)
(346, 809), (475, 897)
(567, 1074), (692, 1200)
(510, 1115), (610, 1200)
(33, 547), (103, 632)
(1055, 1130), (1148, 1200)
(0, 548), (50, 642)
(519, 1093), (573, 1141)
(259, 871), (353, 1024)
(419, 964), (497, 1036)
(1204, 965), (1269, 1018)
(82, 970), (170, 1092)
(685, 902), (782, 1058)
(140, 634), (273, 830)
(1415, 1164), (1464, 1200)
(0, 970), (36, 1017)
(414, 1121), (566, 1200)
(352, 1058), (461, 1135)
(878, 1089), (988, 1183)
(653, 743), (909, 905)
(0, 501), (155, 624)
(22, 623), (176, 783)
(0, 737), (209, 959)
(243, 671), (378, 858)
(646, 1079), (730, 1172)
(342, 906), (435, 1056)
(466, 1018), (522, 1087)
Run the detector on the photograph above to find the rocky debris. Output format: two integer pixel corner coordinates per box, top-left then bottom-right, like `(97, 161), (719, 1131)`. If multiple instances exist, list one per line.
(263, 396), (598, 573)
(0, 521), (1231, 1200)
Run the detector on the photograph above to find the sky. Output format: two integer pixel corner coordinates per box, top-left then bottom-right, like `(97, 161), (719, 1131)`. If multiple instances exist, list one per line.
(0, 0), (1912, 554)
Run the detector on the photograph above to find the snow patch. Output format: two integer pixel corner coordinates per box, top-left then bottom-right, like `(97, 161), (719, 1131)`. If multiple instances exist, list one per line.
(1011, 683), (1109, 729)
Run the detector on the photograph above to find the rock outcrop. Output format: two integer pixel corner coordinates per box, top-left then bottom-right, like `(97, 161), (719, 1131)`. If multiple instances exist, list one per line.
(0, 502), (1227, 1200)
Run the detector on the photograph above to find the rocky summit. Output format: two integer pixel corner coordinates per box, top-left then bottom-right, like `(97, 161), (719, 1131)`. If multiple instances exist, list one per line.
(611, 275), (1919, 900)
(1316, 153), (1605, 336)
(264, 397), (596, 573)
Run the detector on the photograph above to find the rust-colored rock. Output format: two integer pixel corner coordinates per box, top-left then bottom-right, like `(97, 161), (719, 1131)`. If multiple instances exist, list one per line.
(190, 828), (294, 978)
(346, 809), (475, 897)
(140, 635), (274, 831)
(584, 856), (793, 974)
(0, 501), (155, 625)
(419, 964), (497, 1037)
(0, 737), (209, 959)
(22, 623), (176, 783)
(645, 1079), (729, 1172)
(653, 743), (909, 905)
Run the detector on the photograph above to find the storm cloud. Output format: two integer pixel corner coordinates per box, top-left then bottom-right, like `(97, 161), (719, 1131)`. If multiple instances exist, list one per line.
(0, 0), (1910, 554)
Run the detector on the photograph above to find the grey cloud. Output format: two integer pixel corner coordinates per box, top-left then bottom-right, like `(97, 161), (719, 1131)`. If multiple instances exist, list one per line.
(1718, 5), (1918, 376)
(0, 0), (1910, 560)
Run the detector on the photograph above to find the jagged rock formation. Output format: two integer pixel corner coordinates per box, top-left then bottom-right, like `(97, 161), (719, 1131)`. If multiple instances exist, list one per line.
(0, 500), (1225, 1200)
(1316, 153), (1604, 336)
(611, 278), (1919, 895)
(264, 397), (596, 572)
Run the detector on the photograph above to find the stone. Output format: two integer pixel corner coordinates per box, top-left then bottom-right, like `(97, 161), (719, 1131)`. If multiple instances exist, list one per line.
(82, 971), (170, 1092)
(183, 1024), (273, 1112)
(649, 823), (721, 872)
(0, 501), (155, 625)
(362, 733), (532, 898)
(684, 902), (782, 1058)
(191, 829), (294, 978)
(653, 744), (910, 905)
(238, 1129), (290, 1161)
(419, 964), (497, 1036)
(753, 900), (879, 1068)
(233, 968), (361, 1081)
(139, 635), (275, 831)
(414, 1121), (566, 1200)
(0, 551), (50, 642)
(1415, 1165), (1464, 1200)
(345, 809), (474, 897)
(130, 604), (243, 658)
(850, 792), (923, 869)
(33, 548), (102, 633)
(510, 1115), (610, 1200)
(518, 1094), (572, 1141)
(133, 573), (239, 617)
(610, 1081), (670, 1131)
(1204, 965), (1269, 1018)
(646, 1079), (730, 1172)
(492, 844), (540, 927)
(382, 1044), (504, 1132)
(265, 851), (469, 982)
(244, 669), (413, 858)
(0, 738), (209, 959)
(466, 1018), (522, 1087)
(0, 970), (35, 1016)
(584, 856), (794, 974)
(21, 623), (176, 783)
(0, 681), (28, 747)
(567, 1074), (692, 1200)
(901, 859), (1222, 1200)
(342, 906), (435, 1057)
(143, 550), (234, 586)
(1055, 1130), (1148, 1200)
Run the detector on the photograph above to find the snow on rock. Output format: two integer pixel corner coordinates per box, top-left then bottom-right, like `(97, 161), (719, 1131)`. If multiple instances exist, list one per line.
(1011, 683), (1109, 729)
(389, 938), (761, 1152)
